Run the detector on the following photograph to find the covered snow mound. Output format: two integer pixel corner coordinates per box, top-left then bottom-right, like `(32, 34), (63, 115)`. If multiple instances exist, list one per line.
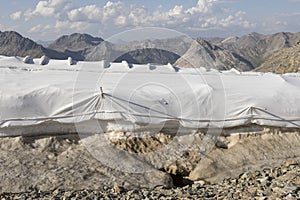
(0, 55), (300, 136)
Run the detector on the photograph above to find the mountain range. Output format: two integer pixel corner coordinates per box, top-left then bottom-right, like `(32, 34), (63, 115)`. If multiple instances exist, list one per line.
(212, 32), (300, 68)
(0, 30), (299, 73)
(0, 31), (68, 59)
(175, 38), (253, 71)
(254, 42), (300, 73)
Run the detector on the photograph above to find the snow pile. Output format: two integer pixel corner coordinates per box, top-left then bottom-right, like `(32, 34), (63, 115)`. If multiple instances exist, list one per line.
(39, 55), (49, 65)
(67, 57), (76, 65)
(22, 55), (32, 64)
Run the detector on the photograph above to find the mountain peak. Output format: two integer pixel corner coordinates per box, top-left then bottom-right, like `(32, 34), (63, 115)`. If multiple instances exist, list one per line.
(49, 33), (104, 52)
(175, 38), (253, 71)
(1, 31), (23, 39)
(0, 31), (68, 59)
(195, 38), (213, 49)
(195, 38), (222, 51)
(256, 43), (300, 73)
(248, 32), (264, 38)
(0, 31), (43, 57)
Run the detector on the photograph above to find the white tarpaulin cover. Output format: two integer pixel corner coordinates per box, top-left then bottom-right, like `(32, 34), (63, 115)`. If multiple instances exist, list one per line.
(0, 55), (300, 136)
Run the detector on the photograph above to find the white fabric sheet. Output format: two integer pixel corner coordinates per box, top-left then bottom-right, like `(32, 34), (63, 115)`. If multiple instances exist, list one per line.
(0, 56), (300, 136)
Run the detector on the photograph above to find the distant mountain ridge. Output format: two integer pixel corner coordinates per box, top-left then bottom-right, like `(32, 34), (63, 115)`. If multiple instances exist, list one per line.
(213, 32), (300, 68)
(46, 33), (190, 64)
(84, 36), (191, 64)
(0, 31), (67, 59)
(175, 38), (254, 71)
(47, 33), (105, 61)
(49, 33), (104, 52)
(0, 30), (300, 73)
(255, 43), (300, 73)
(36, 40), (53, 47)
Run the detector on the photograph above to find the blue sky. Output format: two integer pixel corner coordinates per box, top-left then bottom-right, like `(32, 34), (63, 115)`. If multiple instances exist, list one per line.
(0, 0), (300, 41)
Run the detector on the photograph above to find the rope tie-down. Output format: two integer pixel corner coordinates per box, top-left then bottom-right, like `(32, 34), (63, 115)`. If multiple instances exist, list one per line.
(100, 87), (105, 99)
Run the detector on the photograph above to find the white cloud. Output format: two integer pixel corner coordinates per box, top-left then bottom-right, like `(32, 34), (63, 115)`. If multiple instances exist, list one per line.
(25, 0), (72, 20)
(10, 11), (22, 20)
(276, 21), (288, 26)
(169, 5), (184, 17)
(128, 7), (148, 26)
(68, 5), (102, 22)
(186, 0), (218, 14)
(0, 24), (5, 30)
(27, 20), (95, 40)
(24, 9), (33, 21)
(55, 20), (91, 31)
(115, 16), (127, 26)
(63, 0), (251, 30)
(219, 11), (254, 28)
(28, 24), (52, 33)
(254, 11), (299, 34)
(23, 0), (255, 38)
(103, 1), (124, 19)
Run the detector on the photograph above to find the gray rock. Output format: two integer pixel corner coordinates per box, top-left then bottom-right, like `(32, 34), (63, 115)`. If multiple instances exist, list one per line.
(0, 31), (68, 59)
(174, 38), (254, 71)
(214, 32), (300, 68)
(0, 135), (173, 194)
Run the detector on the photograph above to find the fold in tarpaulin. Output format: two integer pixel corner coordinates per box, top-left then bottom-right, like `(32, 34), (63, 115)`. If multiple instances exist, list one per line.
(0, 56), (300, 136)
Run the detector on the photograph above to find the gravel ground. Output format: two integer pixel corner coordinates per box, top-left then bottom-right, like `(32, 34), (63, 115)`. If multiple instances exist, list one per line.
(1, 160), (299, 200)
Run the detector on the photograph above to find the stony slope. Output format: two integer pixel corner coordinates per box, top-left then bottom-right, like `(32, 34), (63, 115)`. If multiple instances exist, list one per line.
(47, 33), (104, 61)
(255, 43), (300, 73)
(0, 135), (172, 193)
(216, 32), (300, 68)
(0, 31), (67, 59)
(174, 38), (254, 71)
(85, 36), (191, 64)
(0, 127), (300, 197)
(2, 160), (299, 199)
(115, 48), (180, 64)
(48, 33), (104, 52)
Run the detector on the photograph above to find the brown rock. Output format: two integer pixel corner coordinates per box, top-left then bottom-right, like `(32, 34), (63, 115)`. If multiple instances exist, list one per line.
(296, 177), (300, 187)
(113, 183), (123, 194)
(283, 160), (298, 167)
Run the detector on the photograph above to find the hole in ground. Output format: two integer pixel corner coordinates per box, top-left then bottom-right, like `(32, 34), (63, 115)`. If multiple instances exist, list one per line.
(159, 168), (193, 188)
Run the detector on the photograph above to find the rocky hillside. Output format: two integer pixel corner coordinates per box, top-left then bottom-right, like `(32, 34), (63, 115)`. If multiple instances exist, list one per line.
(46, 34), (190, 63)
(3, 159), (298, 199)
(0, 128), (299, 198)
(115, 48), (180, 65)
(1, 30), (300, 72)
(49, 33), (104, 52)
(215, 32), (300, 68)
(255, 43), (300, 73)
(0, 31), (67, 59)
(174, 38), (254, 71)
(47, 33), (104, 61)
(84, 36), (191, 64)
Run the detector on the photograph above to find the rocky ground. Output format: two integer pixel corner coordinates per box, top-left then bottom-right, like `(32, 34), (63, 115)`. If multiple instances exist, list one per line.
(255, 43), (300, 74)
(0, 128), (300, 199)
(1, 160), (299, 199)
